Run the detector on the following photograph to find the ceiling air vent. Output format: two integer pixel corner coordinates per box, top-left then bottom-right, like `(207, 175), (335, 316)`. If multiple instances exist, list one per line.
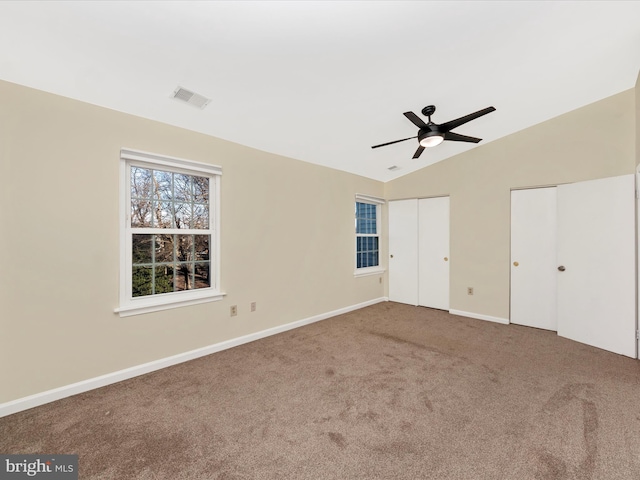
(171, 86), (211, 109)
(387, 165), (400, 171)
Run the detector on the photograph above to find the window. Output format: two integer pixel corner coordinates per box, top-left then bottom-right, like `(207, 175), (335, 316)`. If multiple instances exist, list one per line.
(355, 194), (385, 276)
(116, 149), (223, 316)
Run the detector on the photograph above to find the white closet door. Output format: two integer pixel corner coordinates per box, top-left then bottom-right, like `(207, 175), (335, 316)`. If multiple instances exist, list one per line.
(510, 188), (558, 330)
(418, 197), (450, 310)
(557, 174), (636, 358)
(388, 199), (418, 305)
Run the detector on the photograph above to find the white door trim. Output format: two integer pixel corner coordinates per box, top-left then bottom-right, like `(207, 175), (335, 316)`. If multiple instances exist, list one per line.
(636, 165), (640, 359)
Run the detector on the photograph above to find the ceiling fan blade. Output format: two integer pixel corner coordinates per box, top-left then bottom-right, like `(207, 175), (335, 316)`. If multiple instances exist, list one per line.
(371, 136), (417, 149)
(443, 132), (482, 143)
(412, 145), (425, 159)
(403, 111), (428, 129)
(440, 106), (496, 132)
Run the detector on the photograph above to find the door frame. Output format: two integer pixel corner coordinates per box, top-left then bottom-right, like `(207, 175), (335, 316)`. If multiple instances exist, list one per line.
(636, 165), (640, 359)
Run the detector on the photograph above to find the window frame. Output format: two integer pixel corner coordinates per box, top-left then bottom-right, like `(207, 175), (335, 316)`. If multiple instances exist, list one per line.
(115, 148), (224, 317)
(354, 194), (385, 277)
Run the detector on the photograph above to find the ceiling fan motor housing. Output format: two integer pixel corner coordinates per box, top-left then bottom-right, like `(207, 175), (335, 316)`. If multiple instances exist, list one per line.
(418, 127), (442, 143)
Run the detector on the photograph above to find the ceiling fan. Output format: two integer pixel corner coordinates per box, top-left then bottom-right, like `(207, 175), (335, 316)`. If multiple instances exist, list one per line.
(371, 105), (496, 159)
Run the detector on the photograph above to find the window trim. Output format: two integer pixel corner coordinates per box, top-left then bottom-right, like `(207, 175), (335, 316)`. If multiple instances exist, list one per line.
(354, 194), (386, 277)
(115, 148), (224, 317)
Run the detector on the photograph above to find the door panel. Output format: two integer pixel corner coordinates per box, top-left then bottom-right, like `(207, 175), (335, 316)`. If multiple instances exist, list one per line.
(510, 188), (558, 330)
(557, 174), (636, 358)
(418, 197), (450, 310)
(388, 199), (418, 305)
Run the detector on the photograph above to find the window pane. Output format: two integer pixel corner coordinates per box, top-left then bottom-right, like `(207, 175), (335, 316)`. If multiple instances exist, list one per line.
(131, 167), (152, 199)
(365, 219), (376, 234)
(174, 202), (193, 229)
(131, 200), (152, 227)
(193, 176), (209, 203)
(132, 266), (152, 297)
(155, 265), (174, 294)
(195, 263), (210, 289)
(176, 235), (194, 262)
(174, 263), (194, 291)
(154, 170), (173, 200)
(193, 204), (209, 229)
(362, 204), (370, 218)
(155, 234), (174, 263)
(369, 204), (377, 218)
(357, 219), (374, 234)
(195, 235), (210, 261)
(153, 201), (174, 228)
(174, 174), (192, 202)
(132, 235), (153, 265)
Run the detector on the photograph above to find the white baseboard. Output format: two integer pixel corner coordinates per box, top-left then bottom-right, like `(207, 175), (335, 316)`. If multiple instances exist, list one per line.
(0, 297), (388, 418)
(449, 309), (509, 325)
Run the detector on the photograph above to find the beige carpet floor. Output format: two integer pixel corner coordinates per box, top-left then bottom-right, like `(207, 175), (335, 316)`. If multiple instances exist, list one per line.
(2, 302), (640, 479)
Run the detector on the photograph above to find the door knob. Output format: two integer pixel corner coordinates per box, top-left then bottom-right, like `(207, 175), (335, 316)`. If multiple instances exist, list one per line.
(513, 261), (519, 267)
(558, 265), (566, 272)
(444, 257), (448, 261)
(390, 254), (394, 258)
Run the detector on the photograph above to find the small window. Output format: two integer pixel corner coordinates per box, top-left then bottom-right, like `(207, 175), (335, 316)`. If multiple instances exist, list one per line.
(356, 202), (379, 268)
(116, 149), (223, 316)
(355, 194), (385, 276)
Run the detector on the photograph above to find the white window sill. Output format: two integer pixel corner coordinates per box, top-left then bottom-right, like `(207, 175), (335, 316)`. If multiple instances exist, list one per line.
(354, 267), (386, 278)
(115, 290), (226, 317)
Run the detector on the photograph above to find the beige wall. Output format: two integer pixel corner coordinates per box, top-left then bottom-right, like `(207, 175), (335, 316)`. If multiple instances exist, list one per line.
(385, 89), (636, 320)
(0, 80), (384, 403)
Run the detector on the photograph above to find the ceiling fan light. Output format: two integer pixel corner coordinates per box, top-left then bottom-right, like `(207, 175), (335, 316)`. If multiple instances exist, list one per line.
(419, 134), (444, 148)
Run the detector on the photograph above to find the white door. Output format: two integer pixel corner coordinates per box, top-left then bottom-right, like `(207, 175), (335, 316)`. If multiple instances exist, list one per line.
(557, 174), (636, 358)
(388, 199), (418, 305)
(510, 188), (558, 330)
(418, 197), (450, 310)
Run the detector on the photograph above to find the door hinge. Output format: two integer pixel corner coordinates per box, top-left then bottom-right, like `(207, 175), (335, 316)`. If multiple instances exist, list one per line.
(637, 330), (640, 340)
(636, 189), (639, 200)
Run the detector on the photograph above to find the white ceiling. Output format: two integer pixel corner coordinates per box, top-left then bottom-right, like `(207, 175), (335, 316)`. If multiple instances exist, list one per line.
(1, 1), (639, 182)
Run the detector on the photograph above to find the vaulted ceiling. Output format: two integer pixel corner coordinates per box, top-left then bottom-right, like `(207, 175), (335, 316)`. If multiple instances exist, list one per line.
(1, 1), (639, 181)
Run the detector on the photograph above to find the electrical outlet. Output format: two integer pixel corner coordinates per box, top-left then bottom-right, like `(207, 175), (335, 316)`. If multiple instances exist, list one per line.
(230, 305), (238, 316)
(251, 302), (256, 312)
(467, 287), (474, 295)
